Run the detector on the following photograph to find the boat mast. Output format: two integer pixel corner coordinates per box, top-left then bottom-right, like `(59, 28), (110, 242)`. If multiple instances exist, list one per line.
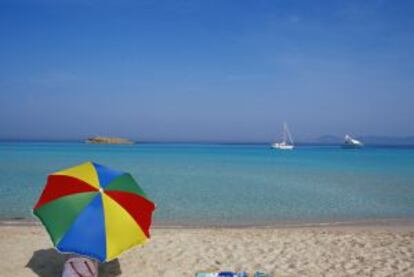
(284, 122), (294, 145)
(282, 122), (287, 144)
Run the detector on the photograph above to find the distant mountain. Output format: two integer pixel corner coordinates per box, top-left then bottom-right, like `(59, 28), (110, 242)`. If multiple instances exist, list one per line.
(358, 136), (414, 146)
(316, 135), (414, 145)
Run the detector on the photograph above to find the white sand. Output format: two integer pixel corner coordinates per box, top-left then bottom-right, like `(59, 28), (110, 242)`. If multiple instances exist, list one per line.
(0, 224), (413, 276)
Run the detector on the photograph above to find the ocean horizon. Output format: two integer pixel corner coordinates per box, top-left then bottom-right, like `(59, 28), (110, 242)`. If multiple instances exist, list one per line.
(2, 138), (414, 147)
(1, 142), (413, 226)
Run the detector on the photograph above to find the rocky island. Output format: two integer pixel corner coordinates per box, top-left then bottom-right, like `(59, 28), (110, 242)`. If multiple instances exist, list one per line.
(85, 136), (134, 145)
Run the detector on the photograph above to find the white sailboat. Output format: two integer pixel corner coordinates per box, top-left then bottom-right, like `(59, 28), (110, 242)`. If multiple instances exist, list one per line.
(342, 134), (363, 148)
(271, 123), (294, 150)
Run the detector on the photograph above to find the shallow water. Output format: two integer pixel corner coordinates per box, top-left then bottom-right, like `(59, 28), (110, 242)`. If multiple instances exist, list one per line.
(0, 142), (413, 226)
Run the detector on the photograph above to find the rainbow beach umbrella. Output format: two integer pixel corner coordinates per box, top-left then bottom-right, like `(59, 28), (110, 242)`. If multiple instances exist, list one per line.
(33, 162), (156, 262)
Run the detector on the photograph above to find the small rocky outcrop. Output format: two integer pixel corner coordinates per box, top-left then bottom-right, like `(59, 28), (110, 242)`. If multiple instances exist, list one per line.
(85, 136), (134, 145)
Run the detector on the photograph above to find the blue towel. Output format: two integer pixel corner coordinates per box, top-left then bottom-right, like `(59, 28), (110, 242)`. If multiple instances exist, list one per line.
(218, 272), (235, 277)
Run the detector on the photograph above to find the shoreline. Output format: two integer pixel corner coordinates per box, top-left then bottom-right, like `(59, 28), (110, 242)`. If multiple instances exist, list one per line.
(2, 217), (414, 231)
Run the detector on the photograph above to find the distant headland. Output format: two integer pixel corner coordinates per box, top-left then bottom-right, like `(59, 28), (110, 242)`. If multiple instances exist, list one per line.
(85, 136), (134, 145)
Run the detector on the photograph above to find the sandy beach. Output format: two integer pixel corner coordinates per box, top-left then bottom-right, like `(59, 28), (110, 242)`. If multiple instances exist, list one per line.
(1, 222), (413, 277)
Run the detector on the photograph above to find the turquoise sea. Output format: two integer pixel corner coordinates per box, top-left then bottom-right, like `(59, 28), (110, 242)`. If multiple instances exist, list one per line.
(0, 142), (413, 226)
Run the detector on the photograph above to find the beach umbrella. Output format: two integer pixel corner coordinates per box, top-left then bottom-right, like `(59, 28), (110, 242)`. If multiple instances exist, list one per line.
(33, 162), (156, 262)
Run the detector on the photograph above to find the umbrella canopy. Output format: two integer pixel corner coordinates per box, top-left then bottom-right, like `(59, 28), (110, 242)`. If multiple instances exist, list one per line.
(33, 162), (156, 262)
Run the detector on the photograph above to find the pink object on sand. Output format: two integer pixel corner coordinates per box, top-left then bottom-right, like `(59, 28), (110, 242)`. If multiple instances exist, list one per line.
(62, 257), (98, 277)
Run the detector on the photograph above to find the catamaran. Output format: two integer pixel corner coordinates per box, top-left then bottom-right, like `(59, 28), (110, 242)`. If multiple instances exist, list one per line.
(342, 134), (363, 148)
(271, 123), (294, 150)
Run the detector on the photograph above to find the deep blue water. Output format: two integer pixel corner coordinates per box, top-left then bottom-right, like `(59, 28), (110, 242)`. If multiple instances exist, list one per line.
(0, 142), (413, 226)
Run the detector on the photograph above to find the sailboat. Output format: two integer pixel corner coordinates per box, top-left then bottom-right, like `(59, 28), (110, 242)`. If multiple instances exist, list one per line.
(271, 123), (294, 150)
(342, 134), (363, 148)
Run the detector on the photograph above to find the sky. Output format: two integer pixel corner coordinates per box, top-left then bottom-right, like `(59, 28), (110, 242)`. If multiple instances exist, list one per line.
(0, 0), (413, 142)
